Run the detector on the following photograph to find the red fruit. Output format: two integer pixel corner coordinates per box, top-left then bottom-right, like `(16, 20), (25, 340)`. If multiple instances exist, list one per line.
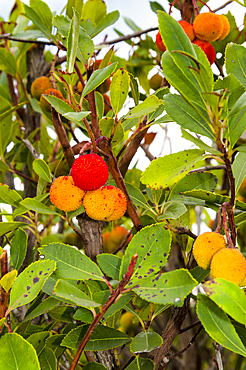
(178, 20), (195, 41)
(155, 30), (166, 53)
(192, 39), (216, 65)
(71, 153), (109, 191)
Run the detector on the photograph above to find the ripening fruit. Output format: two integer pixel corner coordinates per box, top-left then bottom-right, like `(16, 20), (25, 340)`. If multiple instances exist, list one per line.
(210, 248), (246, 286)
(31, 76), (53, 100)
(50, 176), (85, 212)
(193, 12), (223, 42)
(193, 232), (226, 270)
(40, 88), (64, 112)
(178, 20), (195, 41)
(71, 153), (109, 191)
(104, 185), (127, 222)
(155, 30), (166, 53)
(217, 14), (230, 40)
(192, 40), (216, 65)
(149, 73), (163, 90)
(110, 225), (128, 244)
(83, 187), (116, 221)
(120, 312), (134, 329)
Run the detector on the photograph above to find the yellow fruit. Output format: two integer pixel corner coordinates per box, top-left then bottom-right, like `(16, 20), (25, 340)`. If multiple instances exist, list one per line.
(83, 187), (116, 221)
(50, 176), (85, 212)
(193, 232), (226, 270)
(102, 231), (117, 253)
(40, 88), (64, 112)
(149, 74), (163, 90)
(210, 248), (246, 286)
(217, 14), (230, 41)
(110, 225), (128, 244)
(193, 12), (223, 42)
(31, 76), (53, 100)
(120, 312), (134, 329)
(105, 186), (127, 222)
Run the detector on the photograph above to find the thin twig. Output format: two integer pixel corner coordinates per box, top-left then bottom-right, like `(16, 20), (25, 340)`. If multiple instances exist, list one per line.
(168, 325), (203, 360)
(0, 33), (56, 45)
(96, 27), (158, 47)
(179, 320), (201, 334)
(213, 342), (224, 370)
(189, 165), (226, 174)
(213, 1), (233, 13)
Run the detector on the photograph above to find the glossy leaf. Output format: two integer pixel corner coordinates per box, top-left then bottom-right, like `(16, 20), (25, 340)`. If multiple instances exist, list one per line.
(110, 68), (130, 114)
(214, 74), (245, 110)
(97, 254), (122, 280)
(62, 324), (131, 350)
(150, 1), (165, 13)
(190, 266), (210, 284)
(77, 27), (94, 63)
(7, 260), (56, 314)
(120, 223), (171, 285)
(20, 198), (59, 215)
(129, 72), (140, 105)
(99, 118), (124, 147)
(124, 357), (154, 370)
(82, 63), (118, 98)
(125, 182), (151, 210)
(181, 130), (220, 155)
(48, 305), (75, 323)
(0, 97), (13, 157)
(91, 11), (120, 38)
(141, 149), (205, 189)
(203, 279), (246, 325)
(24, 297), (59, 322)
(23, 3), (55, 42)
(66, 0), (83, 19)
(0, 222), (31, 237)
(42, 95), (74, 115)
(123, 95), (162, 119)
(33, 159), (52, 182)
(0, 270), (17, 293)
(39, 347), (57, 370)
(197, 294), (246, 357)
(82, 0), (106, 24)
(0, 184), (23, 207)
(39, 243), (105, 281)
(0, 48), (17, 76)
(45, 334), (66, 359)
(130, 331), (163, 353)
(0, 333), (40, 370)
(67, 8), (80, 73)
(27, 332), (50, 356)
(225, 43), (246, 88)
(133, 269), (197, 305)
(53, 279), (100, 307)
(103, 293), (133, 319)
(232, 152), (246, 193)
(73, 307), (94, 323)
(158, 202), (187, 220)
(225, 92), (246, 148)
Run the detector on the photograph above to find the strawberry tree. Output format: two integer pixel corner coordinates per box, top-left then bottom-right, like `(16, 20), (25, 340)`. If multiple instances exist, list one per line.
(0, 0), (246, 369)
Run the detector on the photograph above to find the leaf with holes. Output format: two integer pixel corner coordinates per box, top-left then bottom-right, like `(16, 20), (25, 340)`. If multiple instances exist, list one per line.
(120, 223), (171, 286)
(7, 260), (56, 315)
(133, 269), (197, 306)
(39, 243), (105, 281)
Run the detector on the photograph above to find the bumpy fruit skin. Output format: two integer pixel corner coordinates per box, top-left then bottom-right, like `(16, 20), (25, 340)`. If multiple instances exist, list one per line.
(217, 14), (230, 40)
(105, 185), (127, 221)
(193, 232), (226, 270)
(193, 12), (223, 42)
(155, 30), (166, 53)
(40, 88), (64, 112)
(210, 248), (246, 286)
(31, 77), (53, 100)
(192, 40), (216, 65)
(50, 176), (85, 212)
(178, 20), (195, 41)
(83, 187), (115, 221)
(71, 153), (109, 191)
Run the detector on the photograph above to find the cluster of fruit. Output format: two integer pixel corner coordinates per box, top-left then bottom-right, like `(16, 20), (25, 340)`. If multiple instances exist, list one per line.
(156, 12), (230, 65)
(50, 153), (127, 221)
(102, 225), (131, 253)
(193, 232), (246, 286)
(31, 76), (63, 112)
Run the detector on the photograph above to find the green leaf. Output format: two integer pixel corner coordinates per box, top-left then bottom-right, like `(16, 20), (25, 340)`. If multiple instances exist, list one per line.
(95, 91), (104, 119)
(82, 63), (118, 98)
(0, 101), (27, 121)
(24, 297), (59, 322)
(48, 305), (75, 323)
(39, 243), (105, 281)
(141, 149), (205, 189)
(0, 333), (40, 370)
(123, 95), (162, 119)
(124, 357), (154, 370)
(181, 130), (220, 155)
(33, 159), (52, 182)
(7, 260), (56, 314)
(120, 223), (171, 285)
(53, 279), (99, 307)
(67, 8), (80, 73)
(197, 294), (246, 357)
(77, 27), (94, 63)
(30, 0), (53, 34)
(124, 17), (141, 32)
(133, 269), (197, 305)
(41, 95), (73, 115)
(62, 324), (131, 350)
(73, 307), (94, 323)
(10, 228), (27, 271)
(0, 97), (13, 157)
(0, 184), (23, 207)
(169, 172), (218, 206)
(23, 3), (55, 42)
(0, 222), (31, 237)
(84, 364), (107, 370)
(150, 1), (166, 14)
(232, 152), (246, 194)
(203, 279), (246, 326)
(91, 11), (120, 38)
(110, 68), (130, 114)
(99, 118), (124, 147)
(130, 331), (163, 353)
(0, 160), (9, 172)
(27, 332), (50, 356)
(158, 202), (187, 220)
(45, 334), (66, 358)
(164, 94), (214, 139)
(0, 48), (17, 76)
(214, 74), (245, 110)
(129, 72), (140, 106)
(97, 254), (121, 280)
(66, 0), (83, 19)
(225, 43), (246, 89)
(225, 92), (246, 148)
(125, 182), (151, 210)
(0, 270), (17, 292)
(190, 266), (210, 284)
(39, 347), (57, 370)
(82, 0), (106, 24)
(20, 198), (59, 215)
(103, 293), (132, 319)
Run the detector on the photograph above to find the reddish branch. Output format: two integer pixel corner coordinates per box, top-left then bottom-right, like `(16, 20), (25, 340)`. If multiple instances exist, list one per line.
(0, 251), (9, 327)
(69, 254), (138, 370)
